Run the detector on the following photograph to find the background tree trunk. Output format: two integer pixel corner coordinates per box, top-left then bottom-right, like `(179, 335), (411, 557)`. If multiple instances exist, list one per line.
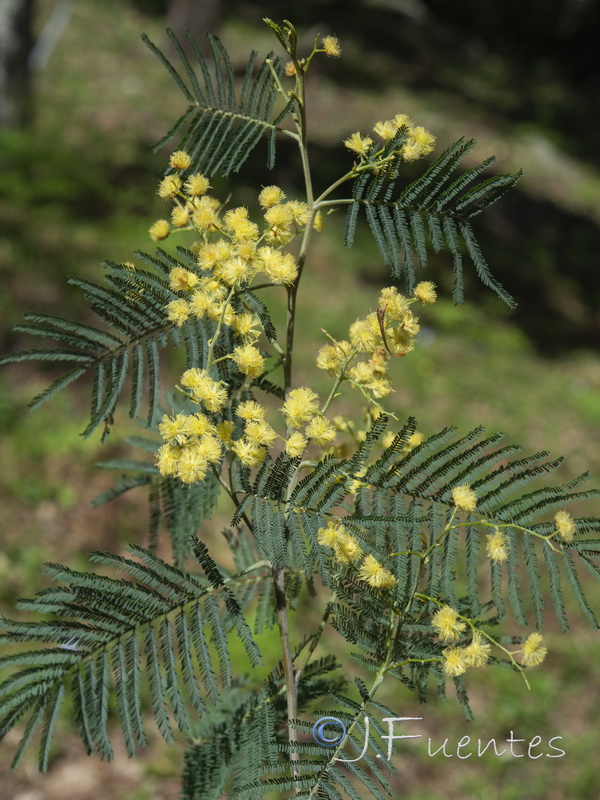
(166, 0), (222, 56)
(0, 0), (34, 128)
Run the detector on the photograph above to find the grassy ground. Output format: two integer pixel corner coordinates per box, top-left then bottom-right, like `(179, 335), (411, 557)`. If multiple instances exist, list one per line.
(1, 2), (599, 798)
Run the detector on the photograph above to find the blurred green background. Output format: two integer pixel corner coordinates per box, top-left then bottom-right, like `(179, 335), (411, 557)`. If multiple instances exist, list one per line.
(1, 1), (599, 798)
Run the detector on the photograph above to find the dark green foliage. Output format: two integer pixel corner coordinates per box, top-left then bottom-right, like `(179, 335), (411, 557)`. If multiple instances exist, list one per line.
(0, 247), (256, 438)
(181, 654), (345, 800)
(143, 30), (294, 177)
(355, 422), (600, 627)
(344, 138), (522, 306)
(231, 415), (600, 634)
(93, 431), (221, 565)
(0, 540), (262, 769)
(236, 690), (395, 800)
(2, 21), (599, 800)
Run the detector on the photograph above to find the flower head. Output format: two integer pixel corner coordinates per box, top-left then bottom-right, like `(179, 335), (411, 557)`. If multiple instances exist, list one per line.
(414, 281), (437, 304)
(236, 400), (266, 422)
(149, 219), (170, 241)
(171, 205), (190, 228)
(378, 286), (410, 320)
(554, 509), (576, 542)
(264, 251), (298, 285)
(259, 185), (286, 208)
(452, 484), (477, 513)
(334, 533), (362, 564)
(216, 420), (235, 447)
(189, 291), (213, 319)
(184, 173), (211, 196)
(486, 528), (509, 562)
(244, 420), (277, 447)
(322, 35), (341, 57)
(393, 113), (413, 130)
(349, 362), (376, 385)
(285, 431), (307, 458)
(400, 310), (420, 337)
(344, 132), (373, 158)
(194, 436), (222, 463)
(166, 298), (190, 326)
(463, 631), (491, 667)
(316, 343), (348, 375)
(442, 647), (467, 677)
(192, 199), (219, 231)
(169, 267), (199, 292)
(402, 126), (436, 161)
(431, 605), (466, 642)
(169, 150), (192, 170)
(232, 345), (265, 378)
(373, 120), (397, 142)
(157, 175), (182, 200)
(287, 200), (311, 227)
(232, 438), (267, 466)
(264, 203), (294, 227)
(282, 387), (319, 429)
(176, 445), (209, 483)
(349, 317), (380, 351)
(180, 368), (227, 411)
(156, 443), (179, 476)
(521, 632), (547, 667)
(224, 207), (259, 241)
(358, 554), (396, 589)
(216, 256), (253, 287)
(234, 312), (260, 341)
(159, 412), (191, 445)
(305, 415), (337, 447)
(318, 520), (345, 548)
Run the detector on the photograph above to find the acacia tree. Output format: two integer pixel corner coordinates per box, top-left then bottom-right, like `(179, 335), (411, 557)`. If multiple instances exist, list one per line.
(1, 19), (599, 799)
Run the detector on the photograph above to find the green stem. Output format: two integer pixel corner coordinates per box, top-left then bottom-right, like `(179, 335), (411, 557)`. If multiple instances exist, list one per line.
(305, 608), (401, 798)
(273, 567), (300, 774)
(284, 59), (315, 397)
(320, 349), (357, 415)
(446, 519), (563, 553)
(205, 286), (236, 372)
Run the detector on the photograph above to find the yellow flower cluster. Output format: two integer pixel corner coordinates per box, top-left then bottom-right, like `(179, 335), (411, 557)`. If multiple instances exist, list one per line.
(317, 520), (396, 588)
(442, 632), (491, 676)
(344, 114), (435, 162)
(439, 620), (547, 676)
(180, 368), (228, 412)
(229, 400), (277, 466)
(431, 606), (492, 676)
(153, 152), (320, 358)
(400, 125), (436, 162)
(281, 387), (336, 449)
(156, 411), (222, 483)
(317, 519), (362, 564)
(316, 283), (436, 406)
(358, 554), (396, 588)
